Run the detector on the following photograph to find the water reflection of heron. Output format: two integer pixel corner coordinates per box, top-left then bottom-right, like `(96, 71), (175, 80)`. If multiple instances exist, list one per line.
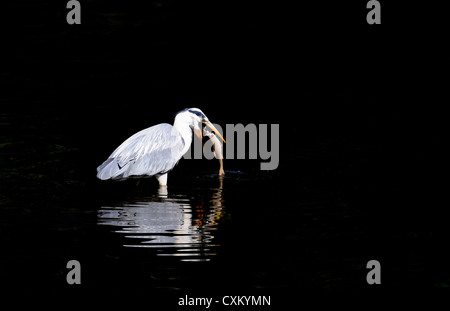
(98, 176), (225, 262)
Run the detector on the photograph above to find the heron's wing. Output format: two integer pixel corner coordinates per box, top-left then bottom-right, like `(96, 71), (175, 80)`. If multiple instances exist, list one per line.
(97, 123), (185, 180)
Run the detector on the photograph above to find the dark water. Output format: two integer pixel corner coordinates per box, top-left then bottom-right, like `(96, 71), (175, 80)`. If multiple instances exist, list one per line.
(1, 108), (448, 303)
(2, 0), (449, 306)
(97, 178), (225, 262)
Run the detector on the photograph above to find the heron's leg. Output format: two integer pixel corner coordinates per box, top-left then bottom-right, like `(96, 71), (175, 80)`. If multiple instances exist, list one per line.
(157, 185), (168, 197)
(156, 173), (168, 186)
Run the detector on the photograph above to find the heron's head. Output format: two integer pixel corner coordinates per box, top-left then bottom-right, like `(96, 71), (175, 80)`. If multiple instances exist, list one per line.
(175, 108), (225, 143)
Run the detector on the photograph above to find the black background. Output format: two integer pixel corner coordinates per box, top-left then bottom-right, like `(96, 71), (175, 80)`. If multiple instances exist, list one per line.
(1, 0), (448, 306)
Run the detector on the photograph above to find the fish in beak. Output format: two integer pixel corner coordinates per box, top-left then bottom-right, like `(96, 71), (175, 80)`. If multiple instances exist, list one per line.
(203, 120), (226, 143)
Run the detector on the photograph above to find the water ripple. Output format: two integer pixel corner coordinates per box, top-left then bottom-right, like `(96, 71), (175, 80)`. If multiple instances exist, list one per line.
(98, 178), (225, 262)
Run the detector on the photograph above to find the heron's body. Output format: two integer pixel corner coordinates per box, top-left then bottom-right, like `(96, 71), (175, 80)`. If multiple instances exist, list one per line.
(96, 108), (225, 186)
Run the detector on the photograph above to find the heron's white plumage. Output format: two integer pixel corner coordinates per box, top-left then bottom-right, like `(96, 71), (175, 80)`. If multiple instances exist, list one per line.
(97, 123), (186, 180)
(96, 108), (224, 185)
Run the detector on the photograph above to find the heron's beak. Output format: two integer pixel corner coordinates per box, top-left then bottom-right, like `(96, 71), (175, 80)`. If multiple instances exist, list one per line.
(203, 121), (226, 143)
(193, 127), (202, 141)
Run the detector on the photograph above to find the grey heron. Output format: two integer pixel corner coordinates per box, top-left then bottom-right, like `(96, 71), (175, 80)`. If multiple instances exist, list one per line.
(96, 108), (225, 186)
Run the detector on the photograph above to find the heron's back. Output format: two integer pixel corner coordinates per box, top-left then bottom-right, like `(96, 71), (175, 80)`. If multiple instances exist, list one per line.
(96, 123), (185, 180)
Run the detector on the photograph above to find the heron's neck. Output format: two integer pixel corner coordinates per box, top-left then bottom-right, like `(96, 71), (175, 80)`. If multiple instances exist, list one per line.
(173, 116), (193, 153)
